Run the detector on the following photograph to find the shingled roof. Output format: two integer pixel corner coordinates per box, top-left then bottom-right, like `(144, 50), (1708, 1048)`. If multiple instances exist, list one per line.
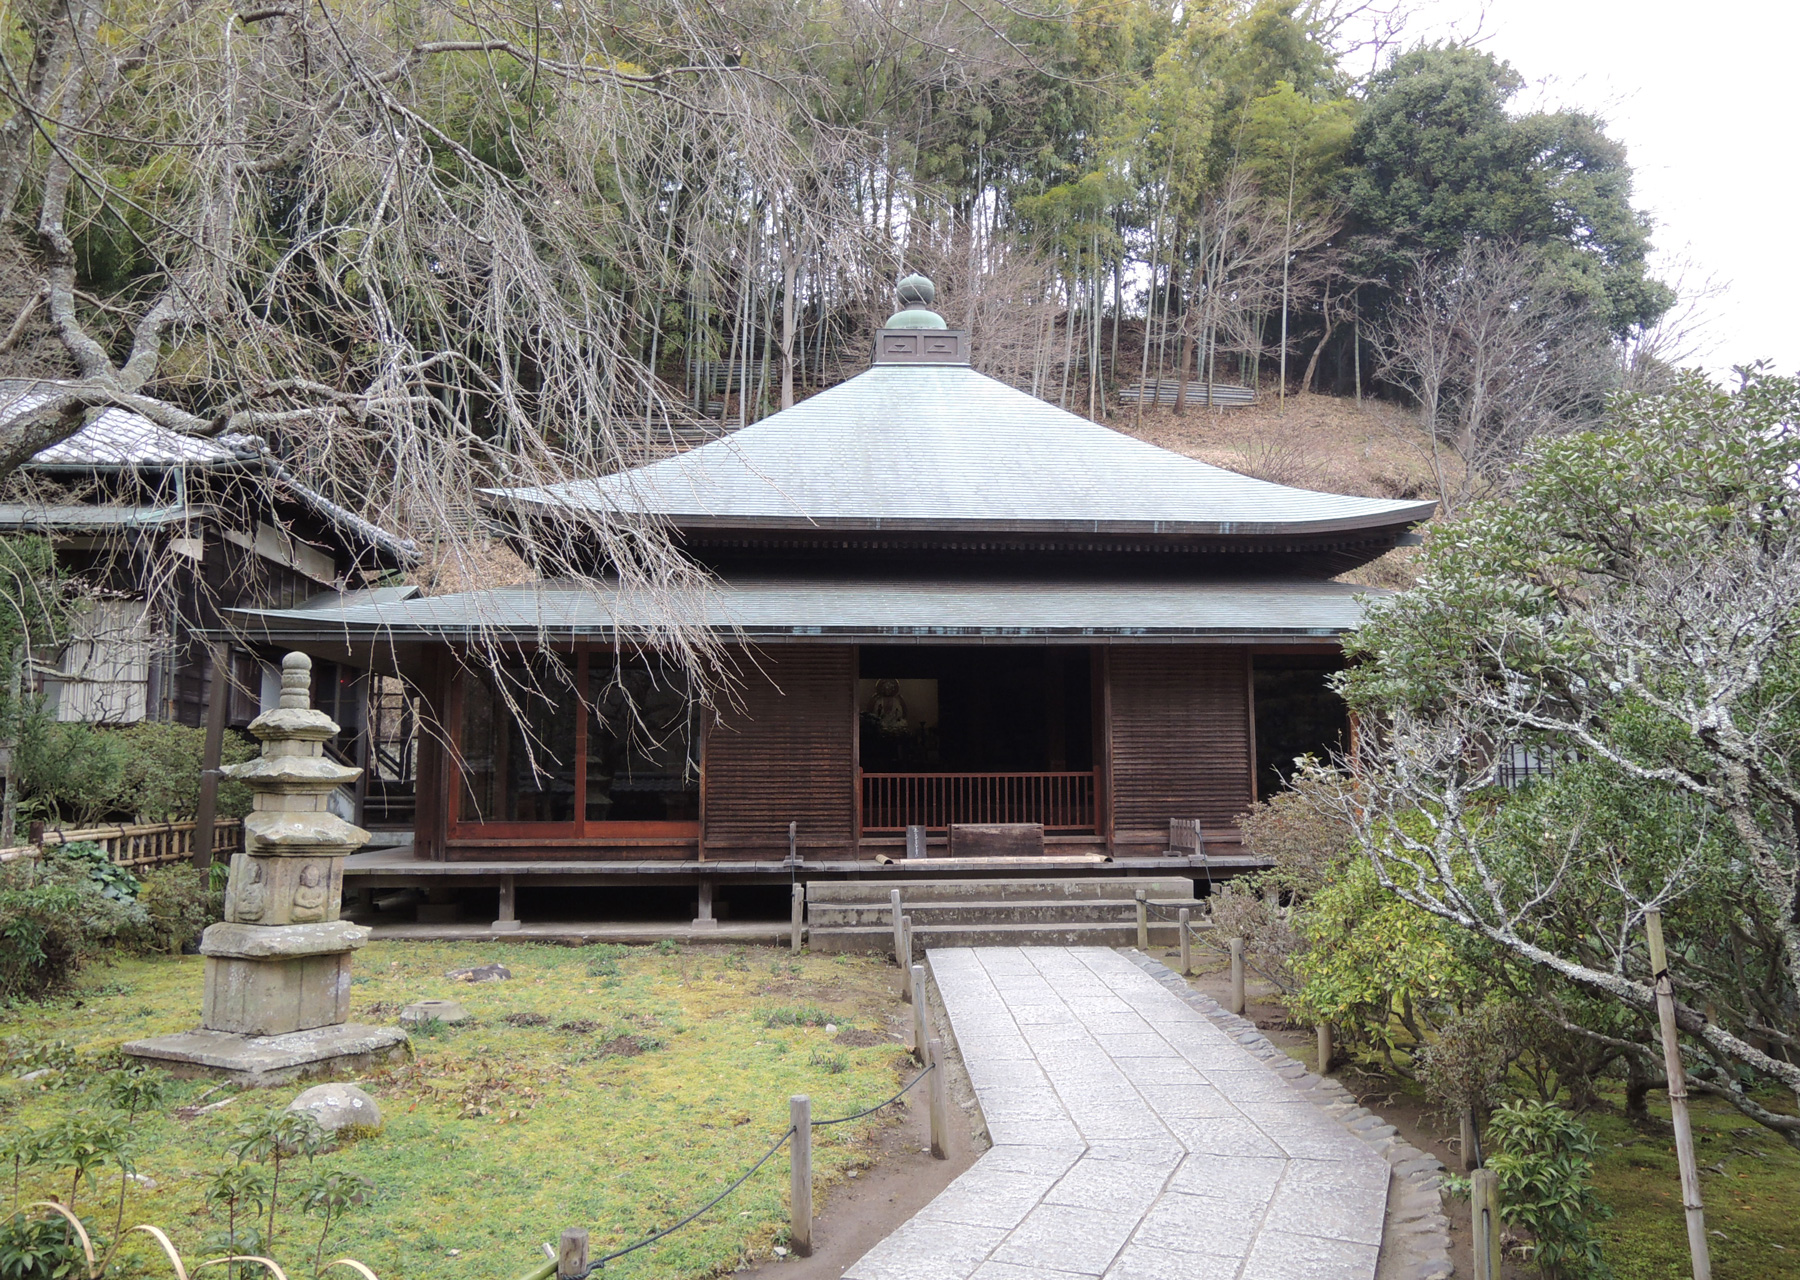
(487, 363), (1437, 537)
(1, 379), (414, 565)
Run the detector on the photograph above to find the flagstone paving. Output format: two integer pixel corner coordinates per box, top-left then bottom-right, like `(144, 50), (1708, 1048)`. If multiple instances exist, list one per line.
(842, 946), (1391, 1280)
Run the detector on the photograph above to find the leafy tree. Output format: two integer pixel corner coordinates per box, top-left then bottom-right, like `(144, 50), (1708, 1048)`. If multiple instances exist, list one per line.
(1346, 44), (1672, 336)
(1333, 370), (1800, 1147)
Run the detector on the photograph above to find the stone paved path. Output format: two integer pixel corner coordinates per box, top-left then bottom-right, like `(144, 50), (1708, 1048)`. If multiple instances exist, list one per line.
(843, 946), (1391, 1280)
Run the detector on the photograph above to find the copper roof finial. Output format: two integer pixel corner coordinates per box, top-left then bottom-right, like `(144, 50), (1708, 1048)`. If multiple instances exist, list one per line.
(886, 274), (947, 330)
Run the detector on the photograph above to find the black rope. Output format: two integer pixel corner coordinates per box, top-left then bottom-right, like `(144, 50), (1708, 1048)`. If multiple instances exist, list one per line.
(814, 1062), (934, 1126)
(584, 1125), (793, 1275)
(575, 1063), (937, 1274)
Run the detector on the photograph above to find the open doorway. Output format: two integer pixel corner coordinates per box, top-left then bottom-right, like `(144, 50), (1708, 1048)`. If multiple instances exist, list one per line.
(856, 645), (1095, 831)
(1253, 653), (1349, 797)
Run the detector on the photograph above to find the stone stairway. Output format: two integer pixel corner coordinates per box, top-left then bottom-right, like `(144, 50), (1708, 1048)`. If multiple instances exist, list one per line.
(805, 876), (1202, 952)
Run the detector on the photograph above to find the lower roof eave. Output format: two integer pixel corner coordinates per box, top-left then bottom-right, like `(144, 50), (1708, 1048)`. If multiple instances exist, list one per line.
(230, 620), (1353, 647)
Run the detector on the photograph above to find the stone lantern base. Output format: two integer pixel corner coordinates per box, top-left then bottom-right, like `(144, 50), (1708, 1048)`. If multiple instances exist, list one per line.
(122, 1023), (408, 1086)
(125, 922), (410, 1084)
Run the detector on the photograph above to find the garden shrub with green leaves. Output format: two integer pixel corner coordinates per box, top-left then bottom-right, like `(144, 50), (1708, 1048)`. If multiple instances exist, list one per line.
(1464, 1100), (1613, 1280)
(0, 846), (147, 1002)
(13, 719), (255, 831)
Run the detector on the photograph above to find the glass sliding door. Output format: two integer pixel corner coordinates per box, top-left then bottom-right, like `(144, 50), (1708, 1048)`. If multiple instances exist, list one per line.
(450, 646), (701, 840)
(457, 651), (579, 826)
(587, 654), (700, 824)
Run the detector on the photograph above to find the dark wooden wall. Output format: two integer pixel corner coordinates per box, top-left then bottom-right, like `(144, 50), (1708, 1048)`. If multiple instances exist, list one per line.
(703, 645), (854, 858)
(1107, 646), (1254, 850)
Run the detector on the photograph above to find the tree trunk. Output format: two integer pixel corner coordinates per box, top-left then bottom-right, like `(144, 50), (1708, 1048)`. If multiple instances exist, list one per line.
(1172, 331), (1194, 416)
(1301, 281), (1334, 394)
(780, 242), (797, 411)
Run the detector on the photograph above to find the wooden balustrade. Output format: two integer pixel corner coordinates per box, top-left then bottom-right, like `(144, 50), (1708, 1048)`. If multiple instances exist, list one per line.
(28, 819), (245, 870)
(860, 772), (1096, 833)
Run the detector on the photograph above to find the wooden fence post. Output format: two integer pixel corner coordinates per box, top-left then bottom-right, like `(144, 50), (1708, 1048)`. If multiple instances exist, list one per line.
(790, 883), (804, 954)
(1228, 938), (1245, 1015)
(556, 1228), (588, 1280)
(1178, 907), (1191, 975)
(1460, 1110), (1480, 1172)
(889, 889), (904, 964)
(1646, 908), (1712, 1280)
(1470, 1168), (1501, 1280)
(1134, 888), (1148, 950)
(899, 915), (913, 987)
(1316, 1023), (1333, 1075)
(911, 964), (929, 1062)
(789, 1095), (813, 1257)
(927, 1039), (949, 1160)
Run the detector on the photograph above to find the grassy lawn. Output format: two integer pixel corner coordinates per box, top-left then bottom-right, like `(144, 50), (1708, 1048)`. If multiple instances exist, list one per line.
(1, 941), (915, 1280)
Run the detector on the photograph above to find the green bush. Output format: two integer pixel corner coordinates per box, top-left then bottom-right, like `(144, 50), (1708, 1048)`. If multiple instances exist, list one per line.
(0, 1210), (90, 1280)
(1482, 1100), (1612, 1280)
(132, 865), (223, 954)
(13, 715), (256, 831)
(13, 715), (127, 829)
(110, 723), (255, 822)
(0, 848), (147, 1002)
(41, 844), (137, 904)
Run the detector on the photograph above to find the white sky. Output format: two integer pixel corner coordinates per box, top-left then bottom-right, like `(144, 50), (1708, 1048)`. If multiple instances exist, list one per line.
(1353, 0), (1800, 376)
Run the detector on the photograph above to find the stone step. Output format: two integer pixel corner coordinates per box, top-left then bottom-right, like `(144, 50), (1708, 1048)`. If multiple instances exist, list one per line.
(803, 876), (1195, 905)
(808, 897), (1203, 928)
(808, 919), (1195, 953)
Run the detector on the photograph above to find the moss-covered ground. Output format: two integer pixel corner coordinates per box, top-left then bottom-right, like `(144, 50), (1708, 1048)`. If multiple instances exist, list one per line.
(1, 941), (916, 1280)
(1586, 1093), (1800, 1279)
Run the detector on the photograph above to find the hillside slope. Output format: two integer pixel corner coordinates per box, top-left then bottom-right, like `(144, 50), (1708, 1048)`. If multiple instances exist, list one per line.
(1105, 391), (1442, 588)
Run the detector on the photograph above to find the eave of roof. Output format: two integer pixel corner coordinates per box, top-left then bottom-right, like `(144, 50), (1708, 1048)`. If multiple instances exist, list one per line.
(0, 503), (187, 532)
(228, 574), (1386, 644)
(485, 363), (1437, 538)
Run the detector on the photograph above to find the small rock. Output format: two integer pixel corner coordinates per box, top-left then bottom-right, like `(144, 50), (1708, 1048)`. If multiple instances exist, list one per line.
(401, 999), (471, 1025)
(824, 1023), (837, 1034)
(18, 1068), (55, 1082)
(772, 1247), (788, 1258)
(127, 1173), (158, 1189)
(447, 963), (512, 983)
(846, 1170), (858, 1178)
(447, 1250), (460, 1257)
(287, 1083), (383, 1134)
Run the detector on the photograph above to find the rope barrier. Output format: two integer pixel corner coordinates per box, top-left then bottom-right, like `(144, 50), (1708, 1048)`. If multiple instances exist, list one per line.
(815, 1061), (935, 1126)
(554, 1062), (938, 1277)
(581, 1125), (795, 1275)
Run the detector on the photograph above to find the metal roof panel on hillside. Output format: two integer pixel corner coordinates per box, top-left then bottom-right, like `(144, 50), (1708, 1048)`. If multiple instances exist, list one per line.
(488, 364), (1436, 535)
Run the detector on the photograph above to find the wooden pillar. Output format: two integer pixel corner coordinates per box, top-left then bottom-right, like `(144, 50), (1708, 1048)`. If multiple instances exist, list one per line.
(192, 641), (230, 871)
(556, 1229), (588, 1280)
(693, 876), (718, 930)
(492, 875), (520, 932)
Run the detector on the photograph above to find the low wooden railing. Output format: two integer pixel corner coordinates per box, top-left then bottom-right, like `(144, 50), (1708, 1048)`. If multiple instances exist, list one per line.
(861, 771), (1096, 833)
(26, 819), (244, 870)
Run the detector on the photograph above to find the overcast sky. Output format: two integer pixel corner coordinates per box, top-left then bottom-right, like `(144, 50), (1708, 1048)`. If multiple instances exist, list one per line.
(1354, 0), (1799, 377)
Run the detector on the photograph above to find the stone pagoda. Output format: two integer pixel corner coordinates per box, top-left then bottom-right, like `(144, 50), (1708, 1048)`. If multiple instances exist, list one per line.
(126, 653), (407, 1082)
